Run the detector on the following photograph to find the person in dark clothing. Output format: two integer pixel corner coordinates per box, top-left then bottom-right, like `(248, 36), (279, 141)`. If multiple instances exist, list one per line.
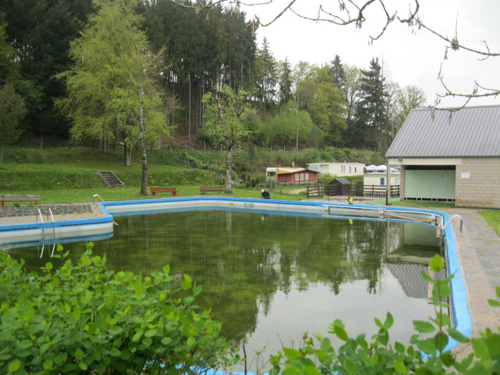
(261, 189), (270, 199)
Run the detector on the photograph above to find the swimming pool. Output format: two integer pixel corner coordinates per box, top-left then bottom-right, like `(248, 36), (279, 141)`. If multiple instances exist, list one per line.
(0, 197), (472, 369)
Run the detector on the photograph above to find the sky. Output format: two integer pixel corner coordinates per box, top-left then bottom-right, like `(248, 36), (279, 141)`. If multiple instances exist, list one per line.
(239, 0), (500, 108)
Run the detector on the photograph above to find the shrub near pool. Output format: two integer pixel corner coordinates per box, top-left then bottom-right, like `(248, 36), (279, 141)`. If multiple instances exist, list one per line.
(269, 255), (500, 375)
(0, 244), (236, 375)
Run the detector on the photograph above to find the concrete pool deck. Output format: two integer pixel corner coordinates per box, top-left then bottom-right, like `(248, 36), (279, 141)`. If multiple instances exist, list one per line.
(445, 208), (500, 360)
(1, 199), (499, 362)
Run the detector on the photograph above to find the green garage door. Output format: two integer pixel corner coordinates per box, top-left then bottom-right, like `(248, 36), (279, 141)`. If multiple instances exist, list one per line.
(405, 168), (455, 201)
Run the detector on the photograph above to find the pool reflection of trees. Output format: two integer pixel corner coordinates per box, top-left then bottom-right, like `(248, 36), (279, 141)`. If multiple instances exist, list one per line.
(95, 211), (439, 345)
(9, 209), (440, 349)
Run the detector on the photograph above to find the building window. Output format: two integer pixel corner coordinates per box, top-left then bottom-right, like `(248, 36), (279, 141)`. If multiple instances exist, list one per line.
(341, 165), (346, 173)
(380, 178), (385, 186)
(295, 172), (310, 182)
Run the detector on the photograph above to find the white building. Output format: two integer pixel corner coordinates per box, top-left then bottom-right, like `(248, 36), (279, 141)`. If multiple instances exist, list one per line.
(306, 162), (365, 177)
(363, 165), (401, 187)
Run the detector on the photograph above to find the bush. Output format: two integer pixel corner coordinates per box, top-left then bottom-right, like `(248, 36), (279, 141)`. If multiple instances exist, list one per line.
(0, 245), (236, 374)
(269, 255), (500, 375)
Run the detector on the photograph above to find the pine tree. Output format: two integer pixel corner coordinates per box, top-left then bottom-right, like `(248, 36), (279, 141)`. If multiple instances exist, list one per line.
(354, 58), (388, 150)
(254, 38), (277, 114)
(278, 58), (293, 106)
(329, 55), (346, 91)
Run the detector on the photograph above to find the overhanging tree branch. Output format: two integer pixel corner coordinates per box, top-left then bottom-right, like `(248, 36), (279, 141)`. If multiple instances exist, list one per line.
(170, 0), (498, 105)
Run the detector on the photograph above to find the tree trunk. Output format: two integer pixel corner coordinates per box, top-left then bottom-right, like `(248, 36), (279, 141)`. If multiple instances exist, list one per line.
(124, 143), (132, 167)
(102, 133), (107, 154)
(224, 148), (233, 194)
(188, 74), (192, 141)
(139, 87), (148, 196)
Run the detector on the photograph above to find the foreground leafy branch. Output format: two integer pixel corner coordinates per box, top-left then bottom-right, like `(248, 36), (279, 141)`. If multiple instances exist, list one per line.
(0, 244), (236, 374)
(2, 248), (499, 375)
(269, 255), (500, 375)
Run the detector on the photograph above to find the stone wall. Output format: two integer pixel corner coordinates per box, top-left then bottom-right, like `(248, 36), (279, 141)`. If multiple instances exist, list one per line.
(400, 166), (406, 200)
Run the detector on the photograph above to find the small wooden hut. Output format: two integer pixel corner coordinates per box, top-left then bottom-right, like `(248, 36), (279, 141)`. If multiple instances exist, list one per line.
(328, 178), (352, 196)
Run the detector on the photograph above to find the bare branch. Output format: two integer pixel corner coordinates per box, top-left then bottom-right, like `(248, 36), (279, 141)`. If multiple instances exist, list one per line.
(258, 0), (297, 27)
(397, 0), (420, 25)
(433, 77), (499, 112)
(368, 0), (396, 42)
(409, 19), (500, 58)
(170, 0), (499, 106)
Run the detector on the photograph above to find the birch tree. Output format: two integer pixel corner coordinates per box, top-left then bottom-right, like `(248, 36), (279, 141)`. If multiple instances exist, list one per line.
(202, 85), (255, 193)
(57, 0), (171, 194)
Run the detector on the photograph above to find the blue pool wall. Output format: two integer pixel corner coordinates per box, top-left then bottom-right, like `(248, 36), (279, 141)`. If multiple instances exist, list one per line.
(0, 197), (472, 353)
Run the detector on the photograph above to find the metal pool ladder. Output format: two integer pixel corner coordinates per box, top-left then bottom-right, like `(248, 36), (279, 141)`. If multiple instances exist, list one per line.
(37, 208), (57, 258)
(437, 214), (463, 238)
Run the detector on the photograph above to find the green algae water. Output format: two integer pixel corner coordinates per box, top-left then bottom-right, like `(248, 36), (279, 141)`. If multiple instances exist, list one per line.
(9, 208), (442, 371)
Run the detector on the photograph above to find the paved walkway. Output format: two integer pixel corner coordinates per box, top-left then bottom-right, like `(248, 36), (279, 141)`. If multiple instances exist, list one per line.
(446, 209), (500, 361)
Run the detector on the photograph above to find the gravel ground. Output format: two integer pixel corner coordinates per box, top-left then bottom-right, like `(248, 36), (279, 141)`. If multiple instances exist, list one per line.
(0, 203), (106, 226)
(0, 204), (94, 218)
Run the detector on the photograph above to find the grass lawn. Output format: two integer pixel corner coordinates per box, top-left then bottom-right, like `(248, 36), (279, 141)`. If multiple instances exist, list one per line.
(480, 209), (500, 235)
(1, 147), (497, 235)
(2, 186), (302, 205)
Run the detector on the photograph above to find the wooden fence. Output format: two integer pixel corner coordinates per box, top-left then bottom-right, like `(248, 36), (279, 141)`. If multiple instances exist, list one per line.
(306, 185), (400, 198)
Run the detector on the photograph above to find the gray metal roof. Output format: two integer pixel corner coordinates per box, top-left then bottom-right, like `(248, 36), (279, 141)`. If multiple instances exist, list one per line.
(386, 105), (500, 158)
(330, 178), (351, 185)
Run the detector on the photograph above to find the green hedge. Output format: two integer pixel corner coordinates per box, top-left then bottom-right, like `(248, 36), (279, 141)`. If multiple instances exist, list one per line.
(269, 256), (500, 375)
(0, 245), (237, 374)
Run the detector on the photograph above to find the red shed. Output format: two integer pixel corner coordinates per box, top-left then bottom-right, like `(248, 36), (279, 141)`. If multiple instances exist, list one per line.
(276, 167), (318, 185)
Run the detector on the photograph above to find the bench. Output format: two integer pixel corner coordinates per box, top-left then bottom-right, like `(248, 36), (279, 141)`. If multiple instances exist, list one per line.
(150, 187), (177, 196)
(1, 194), (42, 208)
(200, 186), (224, 194)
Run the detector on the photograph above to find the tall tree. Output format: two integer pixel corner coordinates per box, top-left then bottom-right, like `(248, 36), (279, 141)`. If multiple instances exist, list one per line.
(0, 16), (15, 84)
(329, 55), (346, 91)
(222, 7), (256, 92)
(202, 85), (255, 193)
(343, 65), (362, 127)
(0, 0), (94, 146)
(57, 0), (171, 194)
(296, 67), (347, 147)
(142, 1), (256, 138)
(327, 56), (363, 146)
(0, 18), (26, 167)
(278, 58), (293, 106)
(354, 58), (388, 150)
(388, 84), (426, 141)
(0, 84), (26, 168)
(261, 101), (315, 149)
(253, 38), (277, 114)
(292, 61), (315, 91)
